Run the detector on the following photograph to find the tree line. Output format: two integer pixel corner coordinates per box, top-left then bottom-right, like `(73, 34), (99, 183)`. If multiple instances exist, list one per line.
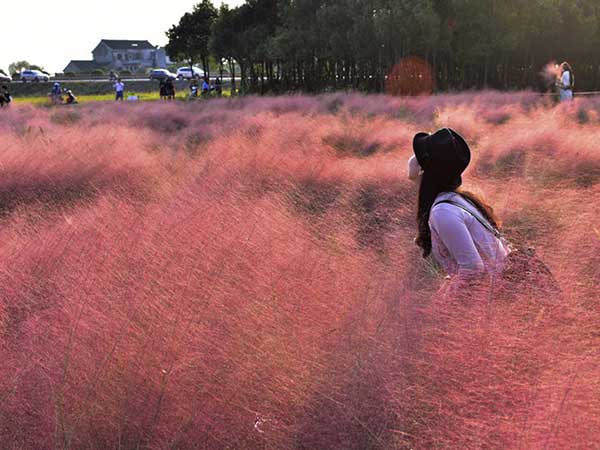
(167, 0), (600, 94)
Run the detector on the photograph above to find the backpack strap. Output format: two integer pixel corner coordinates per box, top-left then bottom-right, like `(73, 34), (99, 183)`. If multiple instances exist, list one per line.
(433, 199), (503, 239)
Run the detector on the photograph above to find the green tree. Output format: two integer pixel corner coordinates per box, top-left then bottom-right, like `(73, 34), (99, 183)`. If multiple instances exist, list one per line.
(211, 4), (235, 89)
(169, 0), (600, 93)
(8, 61), (32, 75)
(166, 0), (218, 78)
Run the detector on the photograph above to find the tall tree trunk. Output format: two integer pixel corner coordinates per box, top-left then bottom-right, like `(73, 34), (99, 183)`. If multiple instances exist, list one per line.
(229, 58), (236, 94)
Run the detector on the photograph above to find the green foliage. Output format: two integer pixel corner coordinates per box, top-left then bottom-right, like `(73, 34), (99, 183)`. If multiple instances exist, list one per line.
(167, 0), (600, 92)
(9, 61), (32, 75)
(92, 69), (106, 75)
(29, 65), (46, 73)
(166, 0), (218, 76)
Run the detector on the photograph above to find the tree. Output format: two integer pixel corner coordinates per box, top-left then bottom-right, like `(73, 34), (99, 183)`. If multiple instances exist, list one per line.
(211, 4), (238, 92)
(166, 0), (218, 79)
(8, 61), (32, 75)
(169, 0), (600, 93)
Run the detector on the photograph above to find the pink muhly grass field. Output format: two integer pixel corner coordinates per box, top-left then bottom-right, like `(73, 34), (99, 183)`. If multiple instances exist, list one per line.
(0, 93), (598, 450)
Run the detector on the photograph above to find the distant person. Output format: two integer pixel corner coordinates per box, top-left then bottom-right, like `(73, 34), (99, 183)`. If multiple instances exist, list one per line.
(214, 77), (222, 96)
(64, 89), (78, 105)
(189, 79), (199, 98)
(50, 82), (62, 104)
(201, 77), (210, 96)
(0, 85), (11, 107)
(557, 62), (574, 102)
(165, 78), (175, 100)
(159, 79), (167, 100)
(114, 78), (125, 101)
(408, 128), (559, 298)
(51, 82), (61, 96)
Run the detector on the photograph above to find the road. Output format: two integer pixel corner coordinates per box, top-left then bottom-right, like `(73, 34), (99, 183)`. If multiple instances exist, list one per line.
(12, 77), (239, 84)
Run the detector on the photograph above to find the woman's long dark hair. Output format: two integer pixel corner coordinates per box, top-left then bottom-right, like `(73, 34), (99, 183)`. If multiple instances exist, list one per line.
(416, 172), (500, 258)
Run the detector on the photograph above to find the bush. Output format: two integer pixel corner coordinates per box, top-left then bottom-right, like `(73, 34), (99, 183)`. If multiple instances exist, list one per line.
(119, 70), (132, 76)
(63, 72), (76, 78)
(91, 69), (106, 76)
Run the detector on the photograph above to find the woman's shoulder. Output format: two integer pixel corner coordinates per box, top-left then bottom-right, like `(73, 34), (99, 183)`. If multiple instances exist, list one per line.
(431, 192), (465, 211)
(430, 192), (476, 224)
(430, 194), (467, 223)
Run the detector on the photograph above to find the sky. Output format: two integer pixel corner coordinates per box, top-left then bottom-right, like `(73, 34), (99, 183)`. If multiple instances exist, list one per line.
(0, 0), (245, 75)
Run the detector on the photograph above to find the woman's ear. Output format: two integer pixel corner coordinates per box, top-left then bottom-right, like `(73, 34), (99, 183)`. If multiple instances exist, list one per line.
(408, 155), (424, 182)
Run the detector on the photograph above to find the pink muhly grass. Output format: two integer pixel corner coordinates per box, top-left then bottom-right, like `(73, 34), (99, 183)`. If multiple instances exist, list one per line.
(0, 92), (598, 449)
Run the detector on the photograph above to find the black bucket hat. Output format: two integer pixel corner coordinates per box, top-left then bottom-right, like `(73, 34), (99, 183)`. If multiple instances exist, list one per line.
(412, 128), (471, 185)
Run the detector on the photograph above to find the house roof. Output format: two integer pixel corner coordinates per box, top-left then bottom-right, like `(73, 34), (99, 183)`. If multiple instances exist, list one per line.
(63, 60), (110, 72)
(99, 40), (156, 50)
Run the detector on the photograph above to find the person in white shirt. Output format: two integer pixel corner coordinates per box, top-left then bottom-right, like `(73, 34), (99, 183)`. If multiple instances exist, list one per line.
(408, 128), (509, 285)
(557, 62), (574, 102)
(114, 79), (125, 101)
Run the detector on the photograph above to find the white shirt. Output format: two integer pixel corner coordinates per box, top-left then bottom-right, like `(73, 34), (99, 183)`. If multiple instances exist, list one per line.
(429, 192), (508, 279)
(115, 82), (125, 92)
(560, 71), (572, 91)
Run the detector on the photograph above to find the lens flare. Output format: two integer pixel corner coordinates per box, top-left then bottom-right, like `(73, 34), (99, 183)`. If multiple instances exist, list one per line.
(386, 57), (434, 96)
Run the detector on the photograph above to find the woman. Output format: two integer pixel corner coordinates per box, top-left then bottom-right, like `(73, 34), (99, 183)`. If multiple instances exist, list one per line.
(408, 128), (509, 288)
(557, 62), (574, 102)
(408, 128), (561, 301)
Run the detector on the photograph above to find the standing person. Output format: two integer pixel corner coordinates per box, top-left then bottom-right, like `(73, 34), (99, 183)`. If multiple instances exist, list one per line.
(114, 78), (125, 101)
(165, 78), (175, 100)
(557, 62), (574, 102)
(201, 77), (210, 97)
(0, 85), (11, 107)
(159, 79), (167, 100)
(408, 128), (559, 298)
(50, 82), (62, 104)
(214, 77), (222, 96)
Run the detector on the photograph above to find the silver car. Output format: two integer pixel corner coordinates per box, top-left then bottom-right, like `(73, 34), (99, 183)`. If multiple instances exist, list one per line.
(176, 66), (204, 80)
(21, 69), (50, 82)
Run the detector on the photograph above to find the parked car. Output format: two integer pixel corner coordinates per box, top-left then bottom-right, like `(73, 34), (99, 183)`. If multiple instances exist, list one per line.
(176, 66), (204, 80)
(0, 72), (11, 83)
(21, 70), (50, 82)
(149, 69), (177, 81)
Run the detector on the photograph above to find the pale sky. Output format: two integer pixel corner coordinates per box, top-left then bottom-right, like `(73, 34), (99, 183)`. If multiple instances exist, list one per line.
(0, 0), (245, 75)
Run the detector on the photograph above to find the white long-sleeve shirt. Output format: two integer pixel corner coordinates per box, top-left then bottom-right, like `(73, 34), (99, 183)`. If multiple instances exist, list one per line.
(560, 71), (572, 90)
(559, 71), (573, 101)
(429, 192), (508, 279)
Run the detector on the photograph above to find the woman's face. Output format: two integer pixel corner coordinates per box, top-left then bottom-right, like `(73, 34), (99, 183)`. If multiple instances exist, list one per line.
(408, 155), (423, 186)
